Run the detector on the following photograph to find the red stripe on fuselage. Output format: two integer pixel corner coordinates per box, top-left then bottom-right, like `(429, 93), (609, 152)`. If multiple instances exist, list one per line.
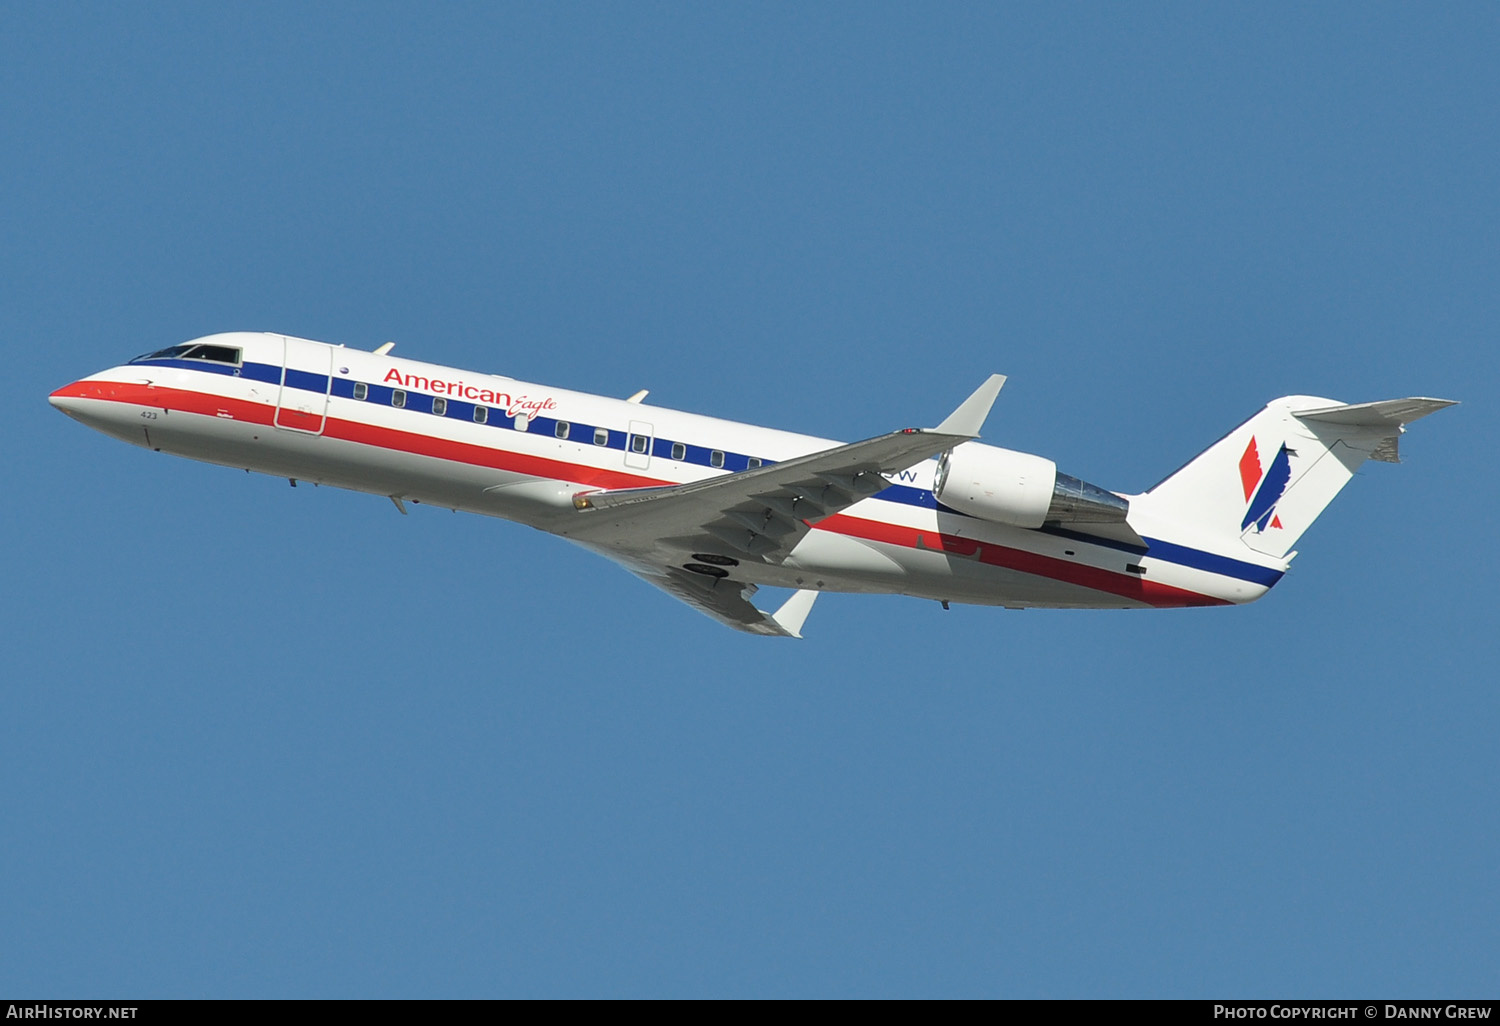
(62, 379), (1228, 607)
(817, 513), (1228, 607)
(56, 379), (650, 490)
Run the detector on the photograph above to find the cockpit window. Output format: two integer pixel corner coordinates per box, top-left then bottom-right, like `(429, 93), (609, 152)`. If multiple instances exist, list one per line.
(132, 344), (194, 362)
(182, 344), (242, 364)
(131, 343), (242, 365)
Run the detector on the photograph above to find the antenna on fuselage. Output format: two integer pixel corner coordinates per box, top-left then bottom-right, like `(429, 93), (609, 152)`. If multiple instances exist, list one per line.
(626, 389), (649, 404)
(374, 341), (396, 356)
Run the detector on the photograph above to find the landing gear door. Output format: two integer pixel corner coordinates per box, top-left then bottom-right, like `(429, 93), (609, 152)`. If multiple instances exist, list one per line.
(274, 336), (333, 435)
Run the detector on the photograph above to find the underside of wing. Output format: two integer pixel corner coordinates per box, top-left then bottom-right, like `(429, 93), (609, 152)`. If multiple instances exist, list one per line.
(617, 563), (819, 637)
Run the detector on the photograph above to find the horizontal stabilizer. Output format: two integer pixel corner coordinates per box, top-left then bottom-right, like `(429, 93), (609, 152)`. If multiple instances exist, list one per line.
(1293, 397), (1458, 429)
(1293, 396), (1458, 463)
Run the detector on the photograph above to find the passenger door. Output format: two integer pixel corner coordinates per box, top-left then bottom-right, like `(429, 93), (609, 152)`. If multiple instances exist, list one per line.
(274, 336), (333, 435)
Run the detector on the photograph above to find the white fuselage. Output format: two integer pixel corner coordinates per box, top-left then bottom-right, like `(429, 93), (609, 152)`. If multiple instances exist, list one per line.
(50, 332), (1286, 611)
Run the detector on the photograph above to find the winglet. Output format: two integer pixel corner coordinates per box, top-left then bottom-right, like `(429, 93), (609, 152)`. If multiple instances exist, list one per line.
(935, 374), (1006, 436)
(767, 589), (819, 639)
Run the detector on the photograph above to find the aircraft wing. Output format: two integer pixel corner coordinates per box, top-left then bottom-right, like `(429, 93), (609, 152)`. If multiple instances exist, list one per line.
(567, 375), (1006, 635)
(573, 425), (972, 550)
(612, 566), (819, 638)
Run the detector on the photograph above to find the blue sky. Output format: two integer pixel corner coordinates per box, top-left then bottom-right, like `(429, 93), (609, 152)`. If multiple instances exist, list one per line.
(3, 3), (1496, 997)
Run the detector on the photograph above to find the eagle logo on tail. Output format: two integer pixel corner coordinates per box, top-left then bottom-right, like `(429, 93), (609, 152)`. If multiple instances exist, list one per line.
(1238, 437), (1293, 532)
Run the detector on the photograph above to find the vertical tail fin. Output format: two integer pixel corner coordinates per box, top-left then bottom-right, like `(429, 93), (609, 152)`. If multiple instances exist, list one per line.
(1134, 395), (1456, 560)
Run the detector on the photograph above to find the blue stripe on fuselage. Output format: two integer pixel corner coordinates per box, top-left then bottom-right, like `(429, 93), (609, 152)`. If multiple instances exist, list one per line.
(1136, 537), (1283, 587)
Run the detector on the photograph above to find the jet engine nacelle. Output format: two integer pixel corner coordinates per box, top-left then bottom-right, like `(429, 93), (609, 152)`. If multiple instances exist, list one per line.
(933, 442), (1131, 529)
(933, 442), (1057, 529)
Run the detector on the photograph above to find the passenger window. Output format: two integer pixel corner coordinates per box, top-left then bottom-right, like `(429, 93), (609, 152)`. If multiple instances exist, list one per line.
(353, 382), (368, 401)
(594, 428), (609, 446)
(432, 397), (447, 416)
(710, 450), (725, 469)
(555, 421), (570, 440)
(671, 442), (686, 461)
(473, 406), (488, 424)
(747, 457), (763, 469)
(514, 414), (529, 432)
(392, 389), (406, 409)
(631, 434), (649, 454)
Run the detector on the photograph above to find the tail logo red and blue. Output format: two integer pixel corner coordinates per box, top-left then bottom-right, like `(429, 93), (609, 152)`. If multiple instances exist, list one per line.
(1238, 438), (1293, 532)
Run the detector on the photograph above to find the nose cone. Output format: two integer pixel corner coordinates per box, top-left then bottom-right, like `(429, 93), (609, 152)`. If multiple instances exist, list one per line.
(49, 381), (90, 417)
(48, 377), (142, 443)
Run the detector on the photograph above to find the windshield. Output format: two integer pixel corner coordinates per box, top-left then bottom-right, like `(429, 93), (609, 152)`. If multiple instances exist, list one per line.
(130, 344), (194, 362)
(130, 344), (242, 365)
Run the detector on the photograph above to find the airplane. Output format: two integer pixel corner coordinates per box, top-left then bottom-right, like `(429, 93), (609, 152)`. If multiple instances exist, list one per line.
(49, 332), (1456, 637)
